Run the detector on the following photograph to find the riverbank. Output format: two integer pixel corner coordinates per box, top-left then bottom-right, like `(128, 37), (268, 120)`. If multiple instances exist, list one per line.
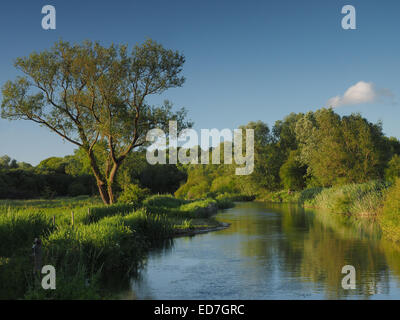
(256, 179), (400, 243)
(0, 194), (235, 299)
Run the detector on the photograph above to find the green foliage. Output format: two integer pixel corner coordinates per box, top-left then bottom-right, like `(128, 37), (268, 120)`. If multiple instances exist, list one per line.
(139, 164), (187, 194)
(37, 157), (68, 174)
(0, 211), (51, 257)
(304, 181), (389, 216)
(385, 154), (400, 183)
(0, 193), (226, 299)
(143, 195), (218, 218)
(257, 189), (301, 203)
(0, 164), (94, 199)
(214, 194), (236, 209)
(297, 187), (323, 204)
(24, 266), (101, 300)
(296, 109), (390, 187)
(118, 184), (150, 207)
(123, 209), (174, 241)
(279, 150), (307, 191)
(1, 39), (191, 205)
(144, 195), (187, 209)
(45, 222), (136, 272)
(0, 255), (32, 299)
(210, 176), (240, 194)
(380, 178), (400, 242)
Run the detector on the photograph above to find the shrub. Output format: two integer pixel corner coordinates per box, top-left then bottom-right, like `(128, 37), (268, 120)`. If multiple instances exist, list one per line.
(210, 176), (239, 194)
(118, 184), (150, 208)
(186, 181), (210, 200)
(215, 195), (235, 209)
(279, 151), (307, 191)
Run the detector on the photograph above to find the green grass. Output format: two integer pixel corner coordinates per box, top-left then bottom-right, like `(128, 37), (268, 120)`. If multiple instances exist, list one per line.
(379, 178), (400, 243)
(257, 181), (389, 218)
(256, 189), (302, 203)
(303, 181), (389, 217)
(0, 210), (52, 257)
(0, 195), (102, 209)
(143, 195), (228, 218)
(0, 194), (231, 299)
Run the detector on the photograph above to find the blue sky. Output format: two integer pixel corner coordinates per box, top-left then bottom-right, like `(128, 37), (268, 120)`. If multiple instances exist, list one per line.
(1, 0), (400, 165)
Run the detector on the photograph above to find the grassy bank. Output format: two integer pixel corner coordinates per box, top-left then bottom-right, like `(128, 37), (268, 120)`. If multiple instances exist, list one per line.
(257, 181), (389, 216)
(0, 194), (234, 299)
(258, 180), (400, 245)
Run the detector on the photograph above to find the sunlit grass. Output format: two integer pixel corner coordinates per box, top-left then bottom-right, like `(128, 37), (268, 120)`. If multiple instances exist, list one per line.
(0, 194), (229, 299)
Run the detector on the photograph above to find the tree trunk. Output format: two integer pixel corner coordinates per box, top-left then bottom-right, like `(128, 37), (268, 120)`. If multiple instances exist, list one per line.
(106, 162), (120, 205)
(97, 179), (111, 205)
(87, 149), (111, 205)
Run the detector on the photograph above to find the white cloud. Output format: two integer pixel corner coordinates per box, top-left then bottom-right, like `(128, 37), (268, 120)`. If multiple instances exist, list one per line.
(327, 81), (394, 108)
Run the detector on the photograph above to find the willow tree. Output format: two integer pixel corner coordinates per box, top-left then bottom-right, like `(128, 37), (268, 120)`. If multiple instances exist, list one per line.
(1, 39), (191, 204)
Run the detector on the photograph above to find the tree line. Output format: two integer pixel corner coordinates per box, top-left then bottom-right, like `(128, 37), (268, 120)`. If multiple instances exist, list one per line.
(175, 108), (400, 199)
(0, 150), (187, 200)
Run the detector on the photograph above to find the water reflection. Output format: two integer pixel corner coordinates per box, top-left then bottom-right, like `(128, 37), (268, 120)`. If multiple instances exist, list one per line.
(124, 202), (400, 299)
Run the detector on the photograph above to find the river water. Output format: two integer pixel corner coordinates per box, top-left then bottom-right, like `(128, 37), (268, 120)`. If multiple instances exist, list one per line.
(121, 202), (400, 299)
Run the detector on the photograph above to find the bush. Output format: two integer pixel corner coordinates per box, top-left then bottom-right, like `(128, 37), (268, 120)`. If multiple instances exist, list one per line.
(210, 176), (239, 194)
(186, 181), (210, 200)
(215, 194), (235, 209)
(279, 151), (307, 191)
(118, 184), (150, 208)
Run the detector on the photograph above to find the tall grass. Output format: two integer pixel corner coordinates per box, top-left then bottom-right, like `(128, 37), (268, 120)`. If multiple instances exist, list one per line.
(303, 181), (389, 217)
(0, 194), (228, 299)
(0, 210), (51, 257)
(24, 263), (102, 300)
(379, 178), (400, 243)
(143, 195), (220, 218)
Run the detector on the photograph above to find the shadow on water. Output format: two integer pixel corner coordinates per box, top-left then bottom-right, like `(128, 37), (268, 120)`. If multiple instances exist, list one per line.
(111, 202), (400, 299)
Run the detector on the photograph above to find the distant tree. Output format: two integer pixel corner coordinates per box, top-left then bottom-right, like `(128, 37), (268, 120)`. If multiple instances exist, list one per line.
(37, 157), (67, 173)
(239, 121), (280, 190)
(1, 39), (191, 204)
(17, 162), (33, 170)
(272, 112), (304, 152)
(0, 155), (19, 169)
(295, 108), (389, 186)
(0, 155), (11, 169)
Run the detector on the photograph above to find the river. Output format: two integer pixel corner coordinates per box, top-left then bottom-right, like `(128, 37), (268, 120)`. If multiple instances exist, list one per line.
(120, 202), (400, 299)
